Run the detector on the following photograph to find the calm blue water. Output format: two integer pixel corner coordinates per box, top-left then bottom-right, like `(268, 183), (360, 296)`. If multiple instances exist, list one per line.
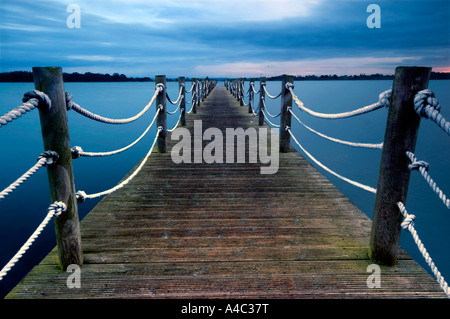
(0, 80), (449, 297)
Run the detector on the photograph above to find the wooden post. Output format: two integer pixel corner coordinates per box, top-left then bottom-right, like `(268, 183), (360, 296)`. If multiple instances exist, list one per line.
(280, 75), (294, 153)
(178, 77), (186, 126)
(369, 66), (431, 266)
(156, 75), (167, 153)
(198, 79), (202, 103)
(232, 80), (236, 98)
(32, 67), (83, 270)
(239, 79), (244, 106)
(259, 77), (266, 126)
(192, 78), (198, 114)
(248, 79), (254, 113)
(203, 79), (206, 101)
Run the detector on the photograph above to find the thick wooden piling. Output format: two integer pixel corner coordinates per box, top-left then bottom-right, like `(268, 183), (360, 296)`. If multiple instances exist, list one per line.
(156, 75), (167, 153)
(178, 77), (186, 126)
(33, 67), (83, 269)
(280, 75), (294, 153)
(192, 78), (198, 113)
(259, 77), (266, 126)
(369, 66), (432, 265)
(248, 79), (254, 113)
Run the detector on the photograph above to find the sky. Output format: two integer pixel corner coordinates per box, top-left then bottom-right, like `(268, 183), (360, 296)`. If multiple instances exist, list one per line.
(0, 0), (449, 78)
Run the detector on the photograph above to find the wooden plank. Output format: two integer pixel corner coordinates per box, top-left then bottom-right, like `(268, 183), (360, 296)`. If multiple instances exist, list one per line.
(7, 86), (446, 299)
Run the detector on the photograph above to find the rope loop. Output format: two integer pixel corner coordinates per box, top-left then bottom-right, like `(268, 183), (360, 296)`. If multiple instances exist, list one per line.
(71, 146), (83, 159)
(22, 90), (51, 111)
(37, 150), (59, 166)
(76, 190), (87, 203)
(401, 212), (416, 231)
(408, 159), (430, 172)
(49, 201), (67, 217)
(65, 92), (75, 110)
(378, 89), (392, 108)
(414, 89), (440, 118)
(156, 83), (165, 92)
(285, 82), (294, 90)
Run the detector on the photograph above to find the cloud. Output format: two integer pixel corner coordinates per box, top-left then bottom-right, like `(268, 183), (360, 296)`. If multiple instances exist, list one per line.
(0, 0), (448, 77)
(68, 0), (323, 25)
(67, 55), (117, 62)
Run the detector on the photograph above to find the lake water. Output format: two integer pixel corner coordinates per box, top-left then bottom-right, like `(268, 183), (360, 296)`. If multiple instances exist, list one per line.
(0, 80), (449, 297)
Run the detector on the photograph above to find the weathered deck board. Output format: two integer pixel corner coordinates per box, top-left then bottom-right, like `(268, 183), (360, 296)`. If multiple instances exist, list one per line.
(7, 86), (446, 298)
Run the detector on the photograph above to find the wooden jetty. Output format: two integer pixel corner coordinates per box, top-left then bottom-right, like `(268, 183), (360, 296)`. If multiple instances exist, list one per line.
(6, 85), (446, 298)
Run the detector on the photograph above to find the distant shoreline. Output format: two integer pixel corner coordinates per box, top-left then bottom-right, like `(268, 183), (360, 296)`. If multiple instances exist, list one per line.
(0, 71), (449, 82)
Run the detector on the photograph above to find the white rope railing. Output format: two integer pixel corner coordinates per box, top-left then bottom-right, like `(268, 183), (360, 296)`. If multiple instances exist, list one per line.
(71, 108), (161, 158)
(289, 108), (383, 149)
(187, 99), (196, 114)
(242, 95), (249, 107)
(0, 91), (51, 128)
(287, 83), (391, 119)
(0, 201), (66, 281)
(263, 84), (282, 99)
(262, 108), (280, 128)
(166, 86), (183, 105)
(414, 89), (450, 136)
(287, 127), (377, 194)
(397, 201), (449, 298)
(262, 99), (281, 118)
(167, 110), (183, 133)
(166, 102), (181, 115)
(406, 151), (449, 209)
(251, 83), (260, 95)
(76, 128), (161, 202)
(0, 151), (59, 201)
(65, 84), (163, 124)
(185, 93), (194, 104)
(186, 82), (195, 93)
(250, 100), (258, 116)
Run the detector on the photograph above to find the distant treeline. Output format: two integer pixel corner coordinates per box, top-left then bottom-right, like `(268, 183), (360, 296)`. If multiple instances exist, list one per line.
(266, 72), (450, 81)
(1, 71), (449, 82)
(0, 71), (153, 82)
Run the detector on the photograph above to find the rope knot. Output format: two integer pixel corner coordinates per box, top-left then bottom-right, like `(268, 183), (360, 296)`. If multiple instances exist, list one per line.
(76, 190), (87, 203)
(156, 83), (165, 92)
(401, 213), (416, 231)
(285, 82), (294, 90)
(414, 89), (440, 118)
(37, 150), (59, 166)
(65, 92), (75, 110)
(408, 159), (430, 171)
(378, 89), (392, 108)
(49, 201), (67, 217)
(71, 146), (83, 159)
(22, 90), (51, 111)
